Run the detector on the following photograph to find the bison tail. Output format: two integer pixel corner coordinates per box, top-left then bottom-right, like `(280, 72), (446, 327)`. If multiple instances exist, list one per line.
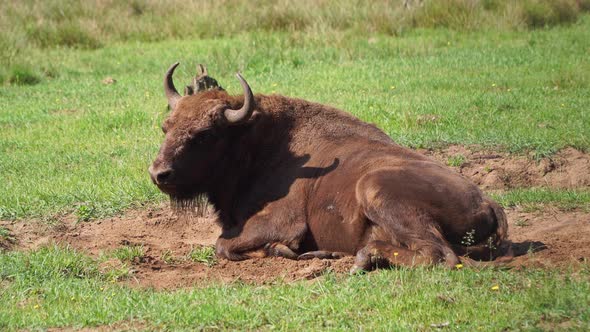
(453, 200), (513, 262)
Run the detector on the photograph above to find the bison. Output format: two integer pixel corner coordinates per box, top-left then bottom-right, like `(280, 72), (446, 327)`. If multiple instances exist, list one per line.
(149, 63), (511, 272)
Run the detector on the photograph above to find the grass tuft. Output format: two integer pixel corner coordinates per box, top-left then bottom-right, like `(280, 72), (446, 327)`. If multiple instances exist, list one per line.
(0, 226), (15, 250)
(447, 154), (466, 167)
(187, 246), (217, 266)
(521, 0), (581, 28)
(106, 246), (146, 263)
(7, 64), (41, 85)
(492, 188), (590, 211)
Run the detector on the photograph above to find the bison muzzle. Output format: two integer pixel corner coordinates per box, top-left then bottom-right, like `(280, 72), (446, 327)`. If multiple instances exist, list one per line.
(149, 63), (511, 272)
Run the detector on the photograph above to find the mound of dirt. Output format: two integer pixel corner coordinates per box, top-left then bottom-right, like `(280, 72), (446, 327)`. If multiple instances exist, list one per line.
(424, 146), (590, 190)
(1, 203), (589, 288)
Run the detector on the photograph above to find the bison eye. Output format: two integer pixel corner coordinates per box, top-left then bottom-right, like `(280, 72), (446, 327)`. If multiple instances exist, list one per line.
(191, 129), (217, 145)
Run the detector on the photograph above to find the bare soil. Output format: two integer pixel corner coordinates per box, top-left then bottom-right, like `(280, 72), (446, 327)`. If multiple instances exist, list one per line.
(1, 147), (589, 289)
(1, 205), (588, 288)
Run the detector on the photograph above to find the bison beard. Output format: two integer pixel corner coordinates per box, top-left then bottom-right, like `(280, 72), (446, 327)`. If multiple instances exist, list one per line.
(169, 195), (209, 218)
(149, 63), (512, 272)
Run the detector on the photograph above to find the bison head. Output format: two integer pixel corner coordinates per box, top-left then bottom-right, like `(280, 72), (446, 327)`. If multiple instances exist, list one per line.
(148, 62), (255, 208)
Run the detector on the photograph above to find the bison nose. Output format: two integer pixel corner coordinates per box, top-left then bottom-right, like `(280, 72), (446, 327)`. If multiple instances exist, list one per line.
(155, 169), (174, 184)
(149, 166), (175, 185)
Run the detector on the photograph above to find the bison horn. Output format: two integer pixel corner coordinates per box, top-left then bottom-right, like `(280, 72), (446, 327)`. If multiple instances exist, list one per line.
(223, 73), (255, 124)
(164, 62), (182, 109)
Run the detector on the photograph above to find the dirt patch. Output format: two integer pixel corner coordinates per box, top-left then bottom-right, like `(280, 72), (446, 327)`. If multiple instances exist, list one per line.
(1, 203), (589, 288)
(507, 208), (590, 268)
(47, 320), (145, 332)
(0, 205), (352, 288)
(423, 146), (590, 190)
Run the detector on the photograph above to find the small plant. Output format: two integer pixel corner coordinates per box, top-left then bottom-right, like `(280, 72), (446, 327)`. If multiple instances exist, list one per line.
(447, 154), (466, 167)
(188, 246), (216, 266)
(461, 229), (476, 247)
(514, 219), (530, 227)
(98, 259), (131, 282)
(76, 203), (98, 222)
(527, 243), (537, 256)
(109, 245), (145, 263)
(161, 250), (177, 264)
(486, 236), (497, 261)
(0, 226), (15, 242)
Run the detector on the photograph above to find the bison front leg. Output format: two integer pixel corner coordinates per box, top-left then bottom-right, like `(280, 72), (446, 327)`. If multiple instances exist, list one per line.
(215, 216), (307, 261)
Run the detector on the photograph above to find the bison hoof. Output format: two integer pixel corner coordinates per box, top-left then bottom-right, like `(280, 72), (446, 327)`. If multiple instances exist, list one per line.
(298, 251), (347, 260)
(349, 264), (368, 275)
(264, 243), (298, 259)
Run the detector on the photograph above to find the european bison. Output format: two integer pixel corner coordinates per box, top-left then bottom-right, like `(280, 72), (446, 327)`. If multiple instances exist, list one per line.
(149, 63), (511, 272)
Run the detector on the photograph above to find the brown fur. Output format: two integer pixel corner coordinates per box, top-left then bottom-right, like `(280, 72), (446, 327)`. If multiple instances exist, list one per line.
(150, 81), (511, 270)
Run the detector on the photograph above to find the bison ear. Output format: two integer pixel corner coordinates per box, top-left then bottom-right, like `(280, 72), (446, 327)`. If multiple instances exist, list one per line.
(198, 64), (207, 76)
(192, 64), (224, 92)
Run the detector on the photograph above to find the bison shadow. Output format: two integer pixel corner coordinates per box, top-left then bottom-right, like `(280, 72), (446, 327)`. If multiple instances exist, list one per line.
(510, 240), (548, 256)
(234, 155), (340, 222)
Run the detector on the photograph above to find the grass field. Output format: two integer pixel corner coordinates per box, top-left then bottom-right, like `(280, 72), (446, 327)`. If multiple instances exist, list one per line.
(1, 1), (590, 330)
(1, 246), (589, 330)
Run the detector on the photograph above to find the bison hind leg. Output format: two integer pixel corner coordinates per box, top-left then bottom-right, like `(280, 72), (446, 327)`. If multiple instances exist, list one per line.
(358, 206), (461, 271)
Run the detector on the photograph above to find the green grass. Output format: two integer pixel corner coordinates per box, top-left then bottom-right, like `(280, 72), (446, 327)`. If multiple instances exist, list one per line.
(446, 154), (467, 167)
(0, 246), (589, 330)
(2, 0), (589, 86)
(1, 4), (589, 330)
(103, 246), (146, 264)
(187, 246), (217, 267)
(1, 17), (589, 219)
(492, 188), (590, 211)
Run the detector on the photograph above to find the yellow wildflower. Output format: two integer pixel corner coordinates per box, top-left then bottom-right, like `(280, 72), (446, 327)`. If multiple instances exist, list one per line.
(491, 285), (499, 291)
(455, 263), (463, 269)
(33, 304), (40, 309)
(393, 252), (399, 256)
